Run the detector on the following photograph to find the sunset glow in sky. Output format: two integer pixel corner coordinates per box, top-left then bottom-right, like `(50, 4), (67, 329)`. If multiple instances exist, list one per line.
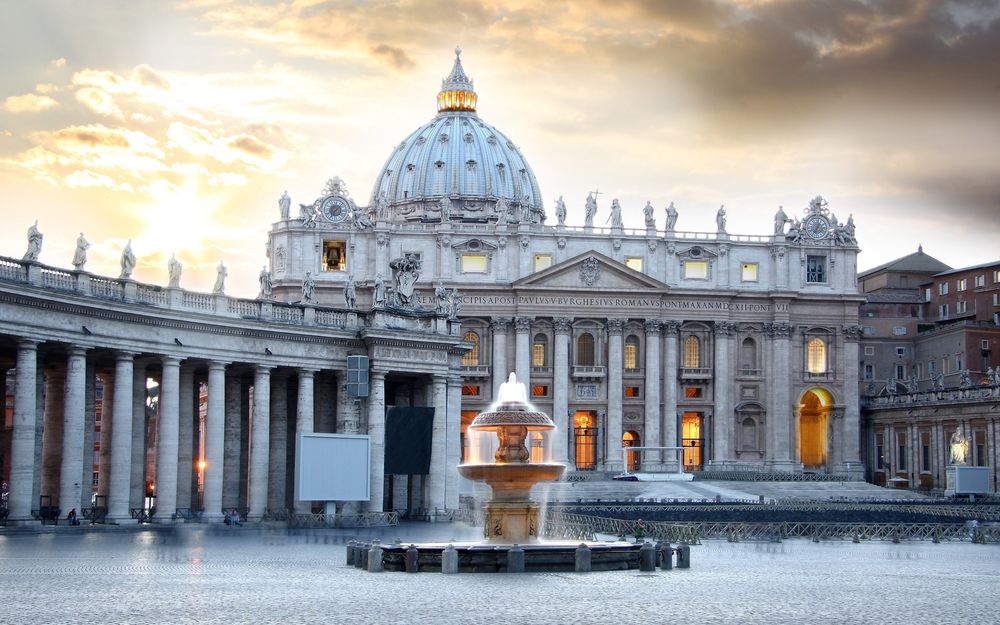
(2, 1), (998, 296)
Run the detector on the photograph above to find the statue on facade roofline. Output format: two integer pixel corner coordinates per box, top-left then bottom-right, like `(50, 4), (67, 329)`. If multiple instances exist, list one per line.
(168, 253), (182, 287)
(278, 190), (291, 220)
(643, 201), (655, 229)
(373, 274), (386, 307)
(608, 198), (623, 229)
(665, 202), (678, 231)
(555, 195), (567, 226)
(344, 274), (356, 309)
(932, 370), (945, 390)
(23, 220), (42, 262)
(258, 266), (272, 299)
(584, 192), (597, 227)
(716, 205), (727, 233)
(389, 252), (422, 307)
(301, 271), (316, 303)
(495, 197), (509, 225)
(120, 240), (136, 279)
(773, 206), (788, 235)
(72, 232), (90, 271)
(434, 281), (448, 313)
(375, 191), (389, 221)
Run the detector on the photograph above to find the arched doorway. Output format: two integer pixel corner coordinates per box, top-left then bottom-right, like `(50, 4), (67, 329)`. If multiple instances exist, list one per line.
(622, 431), (641, 472)
(573, 411), (597, 470)
(681, 412), (703, 470)
(798, 388), (833, 468)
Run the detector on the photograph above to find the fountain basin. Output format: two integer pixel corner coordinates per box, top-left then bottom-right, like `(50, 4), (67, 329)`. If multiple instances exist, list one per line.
(457, 463), (565, 501)
(379, 541), (643, 573)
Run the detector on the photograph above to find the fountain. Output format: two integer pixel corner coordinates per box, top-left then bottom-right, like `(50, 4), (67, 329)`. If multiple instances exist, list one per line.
(357, 373), (680, 572)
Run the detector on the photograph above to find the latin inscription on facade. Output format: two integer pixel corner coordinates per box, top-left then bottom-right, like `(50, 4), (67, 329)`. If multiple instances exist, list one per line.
(373, 346), (448, 363)
(576, 384), (598, 399)
(460, 294), (772, 312)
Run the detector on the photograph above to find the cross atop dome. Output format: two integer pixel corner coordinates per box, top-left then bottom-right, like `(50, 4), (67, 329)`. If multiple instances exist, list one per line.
(437, 46), (477, 113)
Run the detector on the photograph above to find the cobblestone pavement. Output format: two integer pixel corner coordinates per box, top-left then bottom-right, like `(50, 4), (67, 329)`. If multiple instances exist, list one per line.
(1, 524), (997, 625)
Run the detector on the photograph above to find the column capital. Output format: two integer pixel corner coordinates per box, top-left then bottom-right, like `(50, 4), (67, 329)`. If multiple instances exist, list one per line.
(643, 320), (662, 335)
(553, 317), (573, 333)
(514, 316), (533, 332)
(370, 369), (387, 381)
(764, 322), (792, 338)
(297, 366), (318, 376)
(67, 345), (90, 357)
(115, 350), (138, 361)
(254, 364), (274, 374)
(714, 321), (735, 336)
(161, 355), (183, 367)
(606, 318), (626, 335)
(208, 360), (229, 371)
(491, 317), (512, 331)
(17, 338), (40, 350)
(662, 320), (680, 335)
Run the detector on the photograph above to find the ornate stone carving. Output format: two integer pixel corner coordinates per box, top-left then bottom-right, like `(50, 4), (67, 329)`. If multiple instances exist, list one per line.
(770, 245), (786, 259)
(644, 320), (661, 334)
(514, 316), (533, 332)
(612, 238), (622, 251)
(666, 242), (677, 255)
(718, 244), (729, 257)
(497, 237), (508, 249)
(647, 239), (657, 253)
(580, 256), (601, 286)
(519, 235), (530, 250)
(842, 324), (863, 341)
(764, 322), (792, 338)
(553, 317), (573, 333)
(491, 317), (512, 332)
(714, 321), (735, 335)
(376, 233), (389, 248)
(663, 320), (680, 335)
(437, 235), (451, 248)
(606, 318), (626, 335)
(557, 237), (566, 249)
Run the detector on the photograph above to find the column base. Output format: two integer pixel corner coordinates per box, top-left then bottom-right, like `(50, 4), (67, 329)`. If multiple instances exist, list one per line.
(837, 461), (866, 481)
(766, 460), (803, 474)
(6, 516), (42, 527)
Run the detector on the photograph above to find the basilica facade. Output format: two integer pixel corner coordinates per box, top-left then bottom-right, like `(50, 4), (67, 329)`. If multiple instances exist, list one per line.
(0, 50), (864, 525)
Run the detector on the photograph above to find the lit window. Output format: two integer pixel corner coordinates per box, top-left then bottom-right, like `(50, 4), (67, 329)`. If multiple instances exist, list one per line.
(684, 387), (703, 398)
(461, 331), (479, 366)
(625, 257), (643, 272)
(461, 385), (480, 396)
(534, 254), (552, 272)
(957, 278), (967, 291)
(624, 335), (639, 369)
(624, 386), (640, 398)
(684, 260), (708, 279)
(993, 270), (1000, 283)
(807, 337), (826, 374)
(683, 335), (700, 368)
(461, 253), (488, 273)
(741, 262), (758, 282)
(806, 256), (826, 283)
(993, 293), (999, 306)
(924, 288), (931, 302)
(322, 240), (347, 272)
(531, 385), (548, 397)
(532, 334), (547, 367)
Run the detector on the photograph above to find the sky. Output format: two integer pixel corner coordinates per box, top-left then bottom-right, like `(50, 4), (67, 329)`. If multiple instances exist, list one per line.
(1, 0), (998, 297)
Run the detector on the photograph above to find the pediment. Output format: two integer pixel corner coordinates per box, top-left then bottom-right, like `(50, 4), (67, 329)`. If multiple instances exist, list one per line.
(513, 251), (668, 291)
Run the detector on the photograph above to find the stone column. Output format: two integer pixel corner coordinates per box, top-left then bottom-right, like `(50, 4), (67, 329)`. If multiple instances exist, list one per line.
(58, 346), (88, 514)
(41, 367), (65, 505)
(222, 372), (242, 511)
(445, 374), (462, 510)
(203, 362), (227, 521)
(663, 322), (679, 465)
(8, 340), (39, 523)
(367, 370), (386, 513)
(155, 357), (182, 521)
(248, 365), (272, 520)
(491, 317), (511, 398)
(643, 321), (662, 469)
(293, 369), (316, 515)
(606, 319), (625, 471)
(130, 363), (147, 510)
(96, 372), (113, 500)
(713, 322), (734, 465)
(429, 375), (448, 514)
(514, 316), (532, 387)
(768, 323), (794, 468)
(80, 361), (96, 511)
(107, 352), (135, 522)
(841, 325), (863, 476)
(268, 373), (288, 512)
(175, 366), (195, 510)
(552, 318), (572, 464)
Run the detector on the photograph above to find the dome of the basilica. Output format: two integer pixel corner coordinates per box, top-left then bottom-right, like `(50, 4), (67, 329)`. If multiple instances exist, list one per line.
(370, 48), (545, 224)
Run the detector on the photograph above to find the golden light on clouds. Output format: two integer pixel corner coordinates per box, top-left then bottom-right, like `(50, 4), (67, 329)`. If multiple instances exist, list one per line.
(0, 0), (997, 295)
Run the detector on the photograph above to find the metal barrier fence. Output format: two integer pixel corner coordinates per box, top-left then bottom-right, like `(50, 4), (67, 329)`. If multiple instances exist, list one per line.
(287, 511), (400, 529)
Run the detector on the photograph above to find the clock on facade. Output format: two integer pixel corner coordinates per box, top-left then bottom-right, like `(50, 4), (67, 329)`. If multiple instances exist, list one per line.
(804, 214), (830, 239)
(319, 195), (349, 222)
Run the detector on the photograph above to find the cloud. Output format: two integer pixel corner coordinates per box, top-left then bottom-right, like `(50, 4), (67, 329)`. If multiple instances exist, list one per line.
(132, 64), (170, 90)
(3, 93), (59, 113)
(75, 87), (124, 119)
(50, 58), (66, 67)
(371, 44), (415, 70)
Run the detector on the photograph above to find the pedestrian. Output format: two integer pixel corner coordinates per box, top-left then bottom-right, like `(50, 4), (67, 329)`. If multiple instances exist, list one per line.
(67, 508), (80, 526)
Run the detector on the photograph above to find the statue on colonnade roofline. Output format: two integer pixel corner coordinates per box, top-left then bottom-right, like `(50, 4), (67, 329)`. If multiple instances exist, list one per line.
(72, 232), (90, 271)
(665, 202), (678, 231)
(643, 201), (655, 229)
(120, 240), (136, 279)
(773, 205), (788, 235)
(213, 261), (227, 295)
(258, 266), (272, 299)
(716, 205), (727, 233)
(584, 192), (598, 227)
(279, 190), (291, 220)
(168, 253), (182, 287)
(23, 220), (42, 262)
(302, 271), (316, 303)
(555, 196), (567, 226)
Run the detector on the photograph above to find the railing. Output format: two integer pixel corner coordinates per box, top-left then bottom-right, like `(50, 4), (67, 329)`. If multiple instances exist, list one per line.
(288, 511), (399, 528)
(228, 299), (260, 317)
(864, 384), (1000, 408)
(680, 367), (712, 379)
(90, 276), (122, 299)
(0, 257), (26, 281)
(315, 309), (347, 326)
(572, 365), (606, 378)
(736, 367), (762, 378)
(460, 364), (491, 378)
(272, 304), (304, 323)
(138, 285), (167, 306)
(531, 365), (552, 376)
(182, 292), (213, 310)
(41, 268), (75, 291)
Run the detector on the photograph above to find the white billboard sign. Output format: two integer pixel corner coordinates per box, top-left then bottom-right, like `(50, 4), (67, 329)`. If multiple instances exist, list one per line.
(294, 433), (371, 502)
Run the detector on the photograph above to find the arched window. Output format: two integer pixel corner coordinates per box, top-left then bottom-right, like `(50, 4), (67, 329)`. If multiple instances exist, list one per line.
(624, 335), (640, 370)
(461, 331), (480, 366)
(577, 332), (595, 366)
(683, 335), (700, 368)
(623, 431), (641, 471)
(532, 333), (547, 367)
(807, 337), (826, 374)
(741, 337), (757, 372)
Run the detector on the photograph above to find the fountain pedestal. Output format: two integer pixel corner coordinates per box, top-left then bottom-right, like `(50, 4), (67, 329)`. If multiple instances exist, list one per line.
(484, 501), (539, 544)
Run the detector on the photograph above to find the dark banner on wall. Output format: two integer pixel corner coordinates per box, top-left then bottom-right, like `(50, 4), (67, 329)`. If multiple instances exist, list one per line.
(384, 407), (435, 475)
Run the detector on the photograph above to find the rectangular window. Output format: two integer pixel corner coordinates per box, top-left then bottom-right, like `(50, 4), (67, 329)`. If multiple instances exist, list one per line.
(532, 342), (546, 367)
(892, 326), (907, 336)
(624, 386), (641, 398)
(993, 293), (999, 306)
(531, 385), (549, 398)
(895, 364), (905, 380)
(956, 300), (967, 314)
(943, 356), (949, 373)
(957, 278), (967, 291)
(741, 262), (759, 282)
(684, 260), (708, 279)
(533, 254), (552, 272)
(939, 282), (949, 295)
(461, 253), (488, 273)
(876, 442), (884, 470)
(956, 356), (963, 371)
(921, 432), (931, 472)
(928, 360), (936, 374)
(897, 432), (907, 471)
(896, 346), (905, 357)
(974, 431), (987, 467)
(939, 304), (949, 318)
(806, 256), (826, 283)
(994, 270), (1000, 283)
(975, 274), (985, 288)
(924, 287), (931, 302)
(864, 363), (874, 380)
(684, 387), (703, 398)
(864, 346), (875, 356)
(625, 257), (643, 272)
(461, 385), (480, 396)
(322, 240), (347, 272)
(983, 339), (990, 350)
